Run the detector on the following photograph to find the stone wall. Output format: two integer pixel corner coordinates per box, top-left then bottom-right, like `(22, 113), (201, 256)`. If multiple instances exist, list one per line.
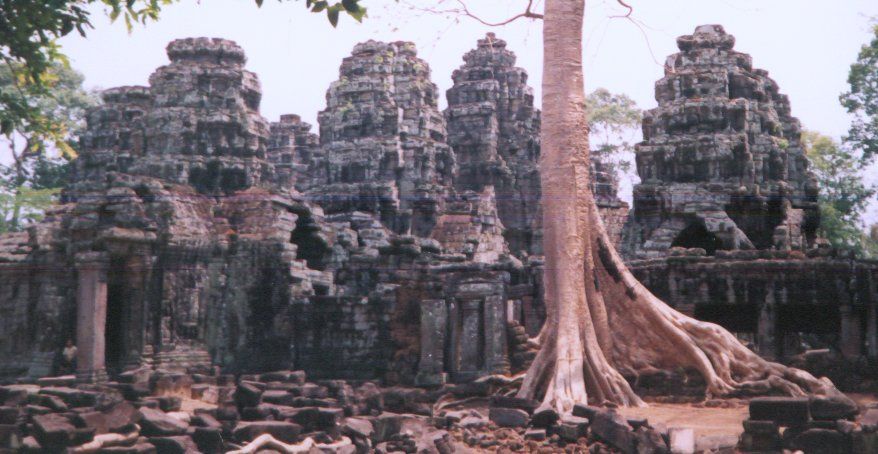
(630, 249), (878, 361)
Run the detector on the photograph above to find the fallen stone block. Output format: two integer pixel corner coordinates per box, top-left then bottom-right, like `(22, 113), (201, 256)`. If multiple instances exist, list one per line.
(138, 407), (189, 436)
(234, 382), (263, 408)
(591, 410), (635, 454)
(0, 407), (19, 425)
(0, 423), (21, 449)
(40, 386), (99, 408)
(749, 397), (810, 426)
(861, 409), (878, 433)
(342, 417), (373, 440)
(557, 415), (589, 442)
(489, 407), (529, 428)
(810, 395), (859, 421)
(103, 401), (139, 433)
(73, 410), (109, 434)
(147, 435), (198, 454)
(192, 427), (223, 453)
(489, 395), (538, 414)
(530, 407), (560, 428)
(788, 428), (849, 454)
(524, 428), (546, 441)
(33, 413), (91, 449)
(668, 427), (694, 454)
(371, 413), (403, 442)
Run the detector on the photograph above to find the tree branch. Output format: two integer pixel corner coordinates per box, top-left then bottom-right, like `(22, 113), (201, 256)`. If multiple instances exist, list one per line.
(453, 0), (543, 27)
(610, 0), (633, 19)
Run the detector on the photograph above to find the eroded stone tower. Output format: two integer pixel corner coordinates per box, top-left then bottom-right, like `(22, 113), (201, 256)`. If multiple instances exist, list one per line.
(308, 41), (455, 236)
(622, 25), (820, 259)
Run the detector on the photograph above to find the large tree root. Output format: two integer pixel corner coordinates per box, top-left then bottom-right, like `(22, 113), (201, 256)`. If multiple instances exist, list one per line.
(517, 186), (842, 413)
(227, 434), (352, 454)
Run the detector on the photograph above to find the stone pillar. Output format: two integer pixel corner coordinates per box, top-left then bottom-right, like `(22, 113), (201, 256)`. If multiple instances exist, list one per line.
(757, 280), (779, 360)
(483, 295), (509, 375)
(415, 299), (448, 386)
(75, 253), (109, 383)
(840, 305), (862, 358)
(867, 273), (878, 359)
(456, 299), (484, 381)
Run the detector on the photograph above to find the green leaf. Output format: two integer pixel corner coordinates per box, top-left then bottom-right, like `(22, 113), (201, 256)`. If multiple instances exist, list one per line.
(311, 1), (328, 13)
(327, 7), (340, 27)
(255, 0), (264, 6)
(342, 0), (360, 13)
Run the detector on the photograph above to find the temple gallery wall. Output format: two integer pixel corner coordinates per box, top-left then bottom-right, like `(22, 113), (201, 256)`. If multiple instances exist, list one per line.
(1, 25), (877, 385)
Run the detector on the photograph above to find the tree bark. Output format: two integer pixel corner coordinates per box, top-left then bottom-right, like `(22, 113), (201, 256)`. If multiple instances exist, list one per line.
(517, 0), (840, 413)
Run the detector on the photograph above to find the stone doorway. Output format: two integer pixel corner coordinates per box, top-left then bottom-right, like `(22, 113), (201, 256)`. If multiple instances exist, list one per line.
(105, 257), (129, 374)
(671, 223), (723, 255)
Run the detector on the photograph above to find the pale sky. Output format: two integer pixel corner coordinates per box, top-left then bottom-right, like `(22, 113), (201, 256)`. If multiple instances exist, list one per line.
(53, 0), (878, 222)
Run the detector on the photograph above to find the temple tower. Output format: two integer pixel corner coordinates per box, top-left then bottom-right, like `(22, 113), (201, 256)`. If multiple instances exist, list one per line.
(622, 25), (820, 259)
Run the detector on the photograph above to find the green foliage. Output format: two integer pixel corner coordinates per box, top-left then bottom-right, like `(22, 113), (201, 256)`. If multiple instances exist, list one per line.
(0, 186), (61, 234)
(802, 131), (878, 256)
(0, 62), (97, 160)
(585, 87), (642, 174)
(0, 62), (91, 232)
(840, 23), (878, 161)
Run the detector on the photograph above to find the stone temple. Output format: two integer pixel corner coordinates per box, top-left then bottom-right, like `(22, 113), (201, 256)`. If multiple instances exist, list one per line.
(1, 27), (877, 390)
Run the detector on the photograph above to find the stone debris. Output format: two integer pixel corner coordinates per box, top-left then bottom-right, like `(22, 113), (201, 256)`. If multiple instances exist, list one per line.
(737, 395), (873, 453)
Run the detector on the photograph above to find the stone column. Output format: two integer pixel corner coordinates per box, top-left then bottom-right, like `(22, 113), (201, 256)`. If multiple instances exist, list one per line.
(483, 295), (509, 375)
(756, 279), (778, 360)
(415, 299), (448, 386)
(75, 253), (109, 383)
(840, 305), (862, 358)
(867, 273), (878, 359)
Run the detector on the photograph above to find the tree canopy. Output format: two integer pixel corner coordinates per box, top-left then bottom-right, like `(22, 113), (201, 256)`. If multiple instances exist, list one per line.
(0, 62), (95, 233)
(840, 23), (878, 161)
(803, 130), (878, 256)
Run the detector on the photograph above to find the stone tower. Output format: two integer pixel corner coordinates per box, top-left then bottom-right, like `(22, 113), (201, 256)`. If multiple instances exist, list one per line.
(130, 38), (273, 194)
(311, 41), (456, 235)
(445, 33), (542, 257)
(623, 25), (819, 259)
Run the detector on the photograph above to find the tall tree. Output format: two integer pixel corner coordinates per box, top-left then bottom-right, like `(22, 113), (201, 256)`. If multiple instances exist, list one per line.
(803, 130), (877, 255)
(503, 0), (839, 411)
(840, 22), (878, 161)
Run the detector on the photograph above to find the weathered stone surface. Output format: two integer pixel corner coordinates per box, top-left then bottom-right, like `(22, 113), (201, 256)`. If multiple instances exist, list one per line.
(488, 407), (529, 428)
(788, 428), (849, 454)
(147, 435), (199, 454)
(749, 397), (810, 426)
(138, 407), (188, 436)
(810, 395), (859, 421)
(590, 410), (635, 454)
(623, 24), (819, 259)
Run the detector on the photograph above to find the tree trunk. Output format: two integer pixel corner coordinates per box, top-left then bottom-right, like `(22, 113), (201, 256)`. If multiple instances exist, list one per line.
(517, 0), (840, 413)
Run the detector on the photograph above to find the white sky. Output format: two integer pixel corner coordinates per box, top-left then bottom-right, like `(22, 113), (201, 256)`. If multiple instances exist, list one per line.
(49, 0), (878, 223)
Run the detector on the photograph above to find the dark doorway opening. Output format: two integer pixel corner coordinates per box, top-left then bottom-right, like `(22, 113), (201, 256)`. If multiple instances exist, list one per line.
(105, 258), (128, 374)
(671, 223), (723, 255)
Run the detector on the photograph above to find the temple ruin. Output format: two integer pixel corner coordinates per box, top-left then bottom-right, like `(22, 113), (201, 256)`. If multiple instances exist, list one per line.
(0, 27), (876, 394)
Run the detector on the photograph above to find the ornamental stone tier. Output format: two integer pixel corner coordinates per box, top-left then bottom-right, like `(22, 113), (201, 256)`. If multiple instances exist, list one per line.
(621, 24), (820, 259)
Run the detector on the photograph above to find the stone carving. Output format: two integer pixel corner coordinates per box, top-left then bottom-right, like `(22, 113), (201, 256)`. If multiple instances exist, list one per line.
(622, 24), (819, 259)
(308, 40), (455, 236)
